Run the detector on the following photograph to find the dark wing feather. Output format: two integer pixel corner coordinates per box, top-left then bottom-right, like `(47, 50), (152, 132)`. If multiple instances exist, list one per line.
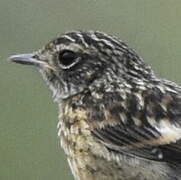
(160, 141), (181, 165)
(92, 123), (181, 164)
(88, 85), (181, 165)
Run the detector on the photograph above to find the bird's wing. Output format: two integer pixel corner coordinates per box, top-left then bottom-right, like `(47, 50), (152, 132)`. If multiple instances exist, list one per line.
(88, 86), (181, 164)
(92, 122), (181, 164)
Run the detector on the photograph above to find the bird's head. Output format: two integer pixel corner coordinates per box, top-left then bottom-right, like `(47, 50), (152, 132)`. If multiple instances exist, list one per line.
(8, 31), (154, 101)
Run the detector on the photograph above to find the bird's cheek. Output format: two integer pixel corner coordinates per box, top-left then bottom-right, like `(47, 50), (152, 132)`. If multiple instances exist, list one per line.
(85, 71), (99, 84)
(38, 67), (55, 82)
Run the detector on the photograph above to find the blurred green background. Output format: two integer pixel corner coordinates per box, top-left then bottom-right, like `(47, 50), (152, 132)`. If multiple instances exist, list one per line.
(1, 0), (181, 180)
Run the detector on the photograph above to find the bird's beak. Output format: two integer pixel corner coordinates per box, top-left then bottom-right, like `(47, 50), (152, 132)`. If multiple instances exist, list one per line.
(8, 53), (48, 68)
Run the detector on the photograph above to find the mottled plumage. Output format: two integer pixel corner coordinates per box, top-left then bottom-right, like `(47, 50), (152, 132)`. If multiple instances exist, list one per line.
(9, 31), (181, 180)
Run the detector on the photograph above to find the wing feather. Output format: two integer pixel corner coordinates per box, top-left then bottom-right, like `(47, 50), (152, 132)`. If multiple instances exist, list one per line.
(88, 86), (181, 164)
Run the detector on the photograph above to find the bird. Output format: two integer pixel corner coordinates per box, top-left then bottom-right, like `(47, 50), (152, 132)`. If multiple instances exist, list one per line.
(8, 30), (181, 180)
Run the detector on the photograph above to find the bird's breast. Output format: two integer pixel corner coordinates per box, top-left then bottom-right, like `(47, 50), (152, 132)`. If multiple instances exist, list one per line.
(57, 102), (129, 180)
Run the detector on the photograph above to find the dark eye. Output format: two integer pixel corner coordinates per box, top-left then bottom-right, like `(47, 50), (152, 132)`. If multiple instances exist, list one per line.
(58, 50), (78, 68)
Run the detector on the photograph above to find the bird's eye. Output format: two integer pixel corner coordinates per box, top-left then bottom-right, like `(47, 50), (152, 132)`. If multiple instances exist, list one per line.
(58, 50), (78, 69)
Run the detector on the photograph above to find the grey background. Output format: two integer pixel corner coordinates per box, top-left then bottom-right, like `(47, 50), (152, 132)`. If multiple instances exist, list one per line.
(1, 0), (181, 180)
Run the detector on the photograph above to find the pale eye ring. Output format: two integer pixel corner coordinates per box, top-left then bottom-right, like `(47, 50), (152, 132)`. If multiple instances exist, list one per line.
(58, 50), (80, 69)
